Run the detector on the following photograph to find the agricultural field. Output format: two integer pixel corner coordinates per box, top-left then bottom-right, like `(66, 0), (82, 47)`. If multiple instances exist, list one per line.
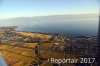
(1, 31), (91, 66)
(17, 32), (52, 41)
(0, 42), (75, 66)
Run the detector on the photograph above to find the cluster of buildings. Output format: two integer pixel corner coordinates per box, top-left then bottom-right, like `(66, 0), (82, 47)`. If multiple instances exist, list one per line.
(56, 35), (97, 57)
(0, 26), (16, 34)
(0, 26), (47, 43)
(48, 34), (97, 57)
(0, 26), (18, 43)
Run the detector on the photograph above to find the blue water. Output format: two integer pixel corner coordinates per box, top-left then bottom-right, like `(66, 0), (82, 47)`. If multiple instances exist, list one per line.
(0, 15), (99, 36)
(16, 21), (98, 36)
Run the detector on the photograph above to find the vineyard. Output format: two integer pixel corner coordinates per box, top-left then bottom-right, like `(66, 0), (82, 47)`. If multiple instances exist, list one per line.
(0, 31), (95, 66)
(0, 32), (76, 66)
(0, 43), (76, 66)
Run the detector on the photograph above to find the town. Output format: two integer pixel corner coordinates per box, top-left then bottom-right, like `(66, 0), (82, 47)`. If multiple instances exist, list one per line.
(0, 26), (97, 66)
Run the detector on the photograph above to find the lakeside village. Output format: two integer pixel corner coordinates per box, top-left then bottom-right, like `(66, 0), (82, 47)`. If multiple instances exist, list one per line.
(0, 26), (98, 66)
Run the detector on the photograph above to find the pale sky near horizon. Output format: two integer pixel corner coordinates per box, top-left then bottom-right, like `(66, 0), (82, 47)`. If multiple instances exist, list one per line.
(0, 0), (99, 19)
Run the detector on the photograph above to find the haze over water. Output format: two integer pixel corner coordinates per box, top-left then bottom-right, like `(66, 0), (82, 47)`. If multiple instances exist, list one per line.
(0, 0), (99, 36)
(0, 14), (99, 36)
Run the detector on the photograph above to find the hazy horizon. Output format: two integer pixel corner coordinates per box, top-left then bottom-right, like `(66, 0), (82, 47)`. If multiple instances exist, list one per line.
(0, 0), (99, 19)
(0, 0), (99, 36)
(0, 14), (99, 36)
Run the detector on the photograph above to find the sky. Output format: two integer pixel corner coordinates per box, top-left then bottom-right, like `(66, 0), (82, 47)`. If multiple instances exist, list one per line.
(0, 0), (99, 19)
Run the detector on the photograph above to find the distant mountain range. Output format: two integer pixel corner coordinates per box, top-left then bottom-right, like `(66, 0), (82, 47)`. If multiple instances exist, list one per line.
(0, 14), (98, 26)
(0, 14), (99, 36)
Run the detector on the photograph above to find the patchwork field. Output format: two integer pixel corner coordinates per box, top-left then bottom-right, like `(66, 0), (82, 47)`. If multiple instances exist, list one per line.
(0, 42), (76, 66)
(0, 32), (77, 66)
